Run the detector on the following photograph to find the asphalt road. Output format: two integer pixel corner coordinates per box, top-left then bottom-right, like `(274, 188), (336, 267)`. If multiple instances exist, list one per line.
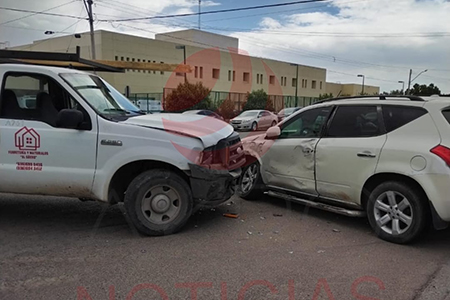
(1, 130), (450, 300)
(1, 191), (450, 300)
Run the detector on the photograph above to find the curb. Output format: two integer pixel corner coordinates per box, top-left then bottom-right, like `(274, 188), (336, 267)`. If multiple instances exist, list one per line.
(415, 260), (450, 300)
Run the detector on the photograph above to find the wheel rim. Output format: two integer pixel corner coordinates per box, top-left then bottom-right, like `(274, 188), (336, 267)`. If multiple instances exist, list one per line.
(141, 185), (181, 225)
(374, 191), (413, 236)
(252, 123), (257, 131)
(241, 164), (258, 193)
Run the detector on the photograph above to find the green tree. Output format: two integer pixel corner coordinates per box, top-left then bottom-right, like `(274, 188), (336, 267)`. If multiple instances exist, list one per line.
(409, 83), (441, 96)
(381, 90), (403, 95)
(242, 89), (274, 111)
(164, 81), (213, 112)
(318, 93), (334, 100)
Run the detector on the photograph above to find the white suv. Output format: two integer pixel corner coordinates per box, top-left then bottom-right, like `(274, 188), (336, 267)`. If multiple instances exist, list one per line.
(239, 95), (450, 244)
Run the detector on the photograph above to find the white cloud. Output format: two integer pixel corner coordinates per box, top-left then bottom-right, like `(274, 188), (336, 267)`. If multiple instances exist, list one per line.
(0, 0), (448, 93)
(230, 0), (450, 93)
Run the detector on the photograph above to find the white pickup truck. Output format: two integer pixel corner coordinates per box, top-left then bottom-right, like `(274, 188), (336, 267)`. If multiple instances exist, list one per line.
(0, 64), (245, 235)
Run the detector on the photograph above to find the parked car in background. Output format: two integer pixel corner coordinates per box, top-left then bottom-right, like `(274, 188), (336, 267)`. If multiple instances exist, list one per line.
(230, 110), (278, 131)
(277, 107), (301, 122)
(239, 95), (450, 244)
(182, 109), (224, 120)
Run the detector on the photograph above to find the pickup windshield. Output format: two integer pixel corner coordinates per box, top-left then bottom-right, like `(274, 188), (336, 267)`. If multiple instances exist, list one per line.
(60, 73), (137, 117)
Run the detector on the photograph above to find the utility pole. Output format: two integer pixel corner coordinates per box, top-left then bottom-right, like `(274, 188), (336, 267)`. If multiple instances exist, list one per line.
(84, 0), (96, 60)
(290, 63), (299, 107)
(198, 0), (201, 30)
(357, 74), (365, 95)
(407, 69), (412, 94)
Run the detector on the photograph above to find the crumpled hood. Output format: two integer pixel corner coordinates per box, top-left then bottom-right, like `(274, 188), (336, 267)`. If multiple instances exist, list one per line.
(121, 113), (234, 148)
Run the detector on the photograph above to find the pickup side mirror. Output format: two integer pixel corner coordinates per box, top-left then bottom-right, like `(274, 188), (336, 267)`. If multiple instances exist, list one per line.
(56, 109), (84, 129)
(266, 126), (281, 139)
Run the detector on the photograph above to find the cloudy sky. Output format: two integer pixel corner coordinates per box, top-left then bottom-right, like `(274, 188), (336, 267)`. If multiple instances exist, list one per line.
(1, 0), (449, 93)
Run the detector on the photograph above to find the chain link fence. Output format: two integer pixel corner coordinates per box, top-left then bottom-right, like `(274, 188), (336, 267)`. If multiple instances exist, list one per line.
(129, 89), (318, 114)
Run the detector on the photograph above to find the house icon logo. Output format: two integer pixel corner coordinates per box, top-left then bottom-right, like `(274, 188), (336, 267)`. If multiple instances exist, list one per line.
(15, 127), (40, 151)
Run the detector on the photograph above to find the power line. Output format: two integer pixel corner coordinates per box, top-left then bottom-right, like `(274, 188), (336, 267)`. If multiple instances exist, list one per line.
(201, 0), (367, 23)
(1, 24), (75, 34)
(0, 6), (87, 20)
(200, 27), (450, 38)
(0, 0), (77, 26)
(97, 0), (330, 22)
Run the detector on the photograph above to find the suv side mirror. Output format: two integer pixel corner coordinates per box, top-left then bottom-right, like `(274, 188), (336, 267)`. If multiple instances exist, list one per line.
(266, 126), (281, 139)
(56, 109), (84, 129)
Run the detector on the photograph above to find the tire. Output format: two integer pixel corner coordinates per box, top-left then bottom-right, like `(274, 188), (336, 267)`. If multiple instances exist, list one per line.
(271, 121), (277, 127)
(366, 181), (428, 244)
(238, 161), (264, 200)
(251, 122), (258, 131)
(124, 169), (193, 236)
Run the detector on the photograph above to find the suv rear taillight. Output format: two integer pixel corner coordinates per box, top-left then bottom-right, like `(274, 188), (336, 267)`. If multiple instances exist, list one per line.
(430, 145), (450, 166)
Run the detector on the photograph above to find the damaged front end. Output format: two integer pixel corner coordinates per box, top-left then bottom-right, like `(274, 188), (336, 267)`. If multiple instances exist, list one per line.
(188, 132), (246, 206)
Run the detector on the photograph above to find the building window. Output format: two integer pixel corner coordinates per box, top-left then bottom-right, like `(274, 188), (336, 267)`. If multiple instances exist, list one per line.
(195, 66), (198, 78)
(312, 80), (317, 89)
(233, 71), (236, 82)
(257, 74), (264, 84)
(292, 78), (297, 87)
(212, 68), (220, 79)
(200, 67), (203, 79)
(153, 61), (156, 74)
(115, 56), (118, 61)
(126, 57), (130, 61)
(228, 70), (232, 81)
(320, 81), (323, 89)
(243, 72), (250, 83)
(269, 75), (275, 85)
(132, 58), (135, 62)
(160, 61), (164, 75)
(121, 56), (124, 61)
(280, 76), (287, 87)
(302, 79), (308, 88)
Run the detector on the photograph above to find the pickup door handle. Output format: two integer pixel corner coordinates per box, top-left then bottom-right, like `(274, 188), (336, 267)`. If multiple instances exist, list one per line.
(357, 151), (376, 158)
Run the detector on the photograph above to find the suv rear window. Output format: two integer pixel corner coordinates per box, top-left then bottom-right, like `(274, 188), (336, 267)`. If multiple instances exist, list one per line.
(442, 110), (450, 124)
(382, 105), (427, 133)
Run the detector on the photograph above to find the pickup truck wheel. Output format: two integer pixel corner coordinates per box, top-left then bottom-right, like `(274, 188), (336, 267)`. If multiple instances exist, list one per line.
(251, 122), (258, 131)
(124, 169), (193, 236)
(366, 181), (428, 244)
(238, 161), (263, 200)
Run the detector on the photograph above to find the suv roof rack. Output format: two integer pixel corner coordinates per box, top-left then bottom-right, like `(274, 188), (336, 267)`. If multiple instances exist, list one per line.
(315, 95), (425, 104)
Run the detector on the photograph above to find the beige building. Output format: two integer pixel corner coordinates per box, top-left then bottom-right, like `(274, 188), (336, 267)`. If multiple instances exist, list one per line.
(11, 29), (378, 110)
(326, 82), (380, 97)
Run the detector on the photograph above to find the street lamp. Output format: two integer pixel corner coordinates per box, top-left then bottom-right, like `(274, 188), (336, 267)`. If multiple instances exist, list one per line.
(175, 45), (187, 83)
(398, 81), (405, 95)
(357, 74), (365, 95)
(407, 69), (428, 94)
(290, 63), (299, 107)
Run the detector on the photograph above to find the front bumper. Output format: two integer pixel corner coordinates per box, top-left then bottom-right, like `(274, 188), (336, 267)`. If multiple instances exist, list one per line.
(188, 163), (241, 207)
(231, 123), (252, 131)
